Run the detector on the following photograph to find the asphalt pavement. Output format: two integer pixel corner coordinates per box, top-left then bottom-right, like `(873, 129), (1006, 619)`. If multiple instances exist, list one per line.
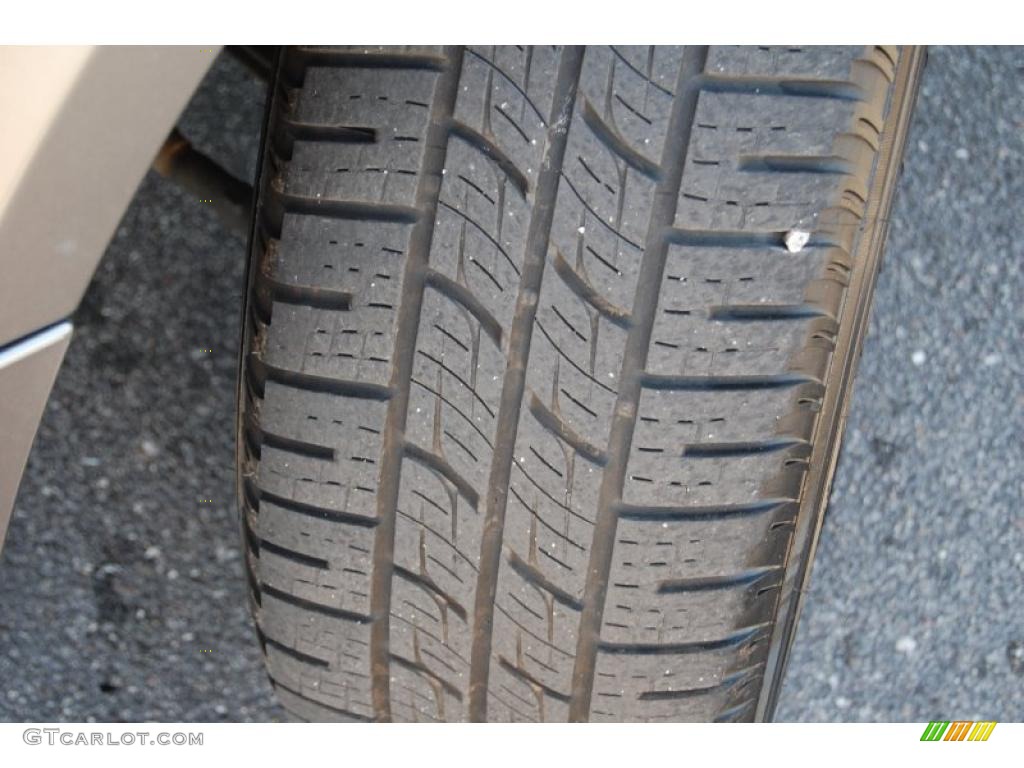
(0, 46), (1021, 722)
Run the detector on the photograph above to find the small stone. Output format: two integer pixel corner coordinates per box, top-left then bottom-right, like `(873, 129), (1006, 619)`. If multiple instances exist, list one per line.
(983, 353), (1001, 366)
(954, 147), (969, 160)
(141, 439), (160, 458)
(784, 229), (810, 253)
(911, 350), (926, 366)
(144, 546), (161, 560)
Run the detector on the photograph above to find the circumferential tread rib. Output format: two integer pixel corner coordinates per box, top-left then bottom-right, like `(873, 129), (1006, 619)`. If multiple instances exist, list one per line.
(369, 46), (465, 722)
(570, 46), (711, 722)
(468, 46), (587, 722)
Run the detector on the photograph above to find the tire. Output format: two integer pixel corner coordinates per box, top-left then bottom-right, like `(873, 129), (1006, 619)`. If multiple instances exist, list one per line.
(237, 45), (924, 722)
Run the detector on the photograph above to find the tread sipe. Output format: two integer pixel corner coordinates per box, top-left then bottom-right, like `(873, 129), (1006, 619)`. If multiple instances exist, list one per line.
(237, 45), (924, 722)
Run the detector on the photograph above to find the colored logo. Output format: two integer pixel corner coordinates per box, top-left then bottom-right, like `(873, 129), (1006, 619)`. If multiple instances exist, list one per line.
(920, 721), (997, 741)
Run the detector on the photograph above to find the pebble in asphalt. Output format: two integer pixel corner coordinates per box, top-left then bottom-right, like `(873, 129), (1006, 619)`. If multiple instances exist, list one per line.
(0, 47), (1021, 722)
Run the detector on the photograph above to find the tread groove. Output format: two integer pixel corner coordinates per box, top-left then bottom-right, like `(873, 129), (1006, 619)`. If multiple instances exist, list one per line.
(257, 427), (336, 460)
(580, 98), (661, 180)
(641, 371), (823, 392)
(696, 74), (864, 101)
(262, 634), (331, 668)
(262, 583), (372, 623)
(448, 119), (530, 198)
(737, 154), (854, 175)
(615, 499), (795, 522)
(656, 566), (784, 594)
(291, 47), (448, 72)
(277, 193), (420, 224)
(424, 270), (504, 346)
(258, 487), (380, 528)
(269, 676), (373, 722)
(681, 437), (809, 459)
(261, 277), (354, 312)
(262, 362), (393, 400)
(390, 653), (464, 700)
(527, 391), (608, 465)
(551, 247), (632, 329)
(598, 624), (768, 655)
(259, 538), (331, 569)
(394, 564), (470, 622)
(706, 304), (833, 323)
(507, 549), (584, 611)
(403, 442), (481, 509)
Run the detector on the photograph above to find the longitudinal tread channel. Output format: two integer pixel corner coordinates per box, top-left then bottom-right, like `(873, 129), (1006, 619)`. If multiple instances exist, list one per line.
(238, 45), (922, 722)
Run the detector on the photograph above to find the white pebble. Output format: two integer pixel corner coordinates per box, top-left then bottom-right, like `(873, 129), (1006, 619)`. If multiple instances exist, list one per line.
(784, 229), (810, 253)
(911, 350), (926, 366)
(954, 147), (969, 160)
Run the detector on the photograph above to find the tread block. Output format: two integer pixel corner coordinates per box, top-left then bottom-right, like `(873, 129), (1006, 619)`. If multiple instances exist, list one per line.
(260, 590), (374, 718)
(589, 638), (767, 723)
(454, 46), (561, 181)
(270, 215), (410, 297)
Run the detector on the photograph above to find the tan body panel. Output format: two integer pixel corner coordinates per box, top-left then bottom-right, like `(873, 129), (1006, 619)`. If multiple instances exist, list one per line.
(0, 46), (215, 346)
(0, 46), (215, 548)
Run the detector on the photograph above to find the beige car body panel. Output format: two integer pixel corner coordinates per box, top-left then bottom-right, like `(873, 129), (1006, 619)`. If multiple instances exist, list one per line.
(0, 46), (217, 548)
(0, 322), (71, 551)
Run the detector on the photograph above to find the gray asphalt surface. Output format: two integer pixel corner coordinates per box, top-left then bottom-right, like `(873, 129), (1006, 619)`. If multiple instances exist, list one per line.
(1, 47), (1021, 722)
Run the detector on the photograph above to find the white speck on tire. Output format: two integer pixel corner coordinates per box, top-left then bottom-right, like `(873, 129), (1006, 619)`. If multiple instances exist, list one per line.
(896, 636), (917, 654)
(784, 229), (810, 253)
